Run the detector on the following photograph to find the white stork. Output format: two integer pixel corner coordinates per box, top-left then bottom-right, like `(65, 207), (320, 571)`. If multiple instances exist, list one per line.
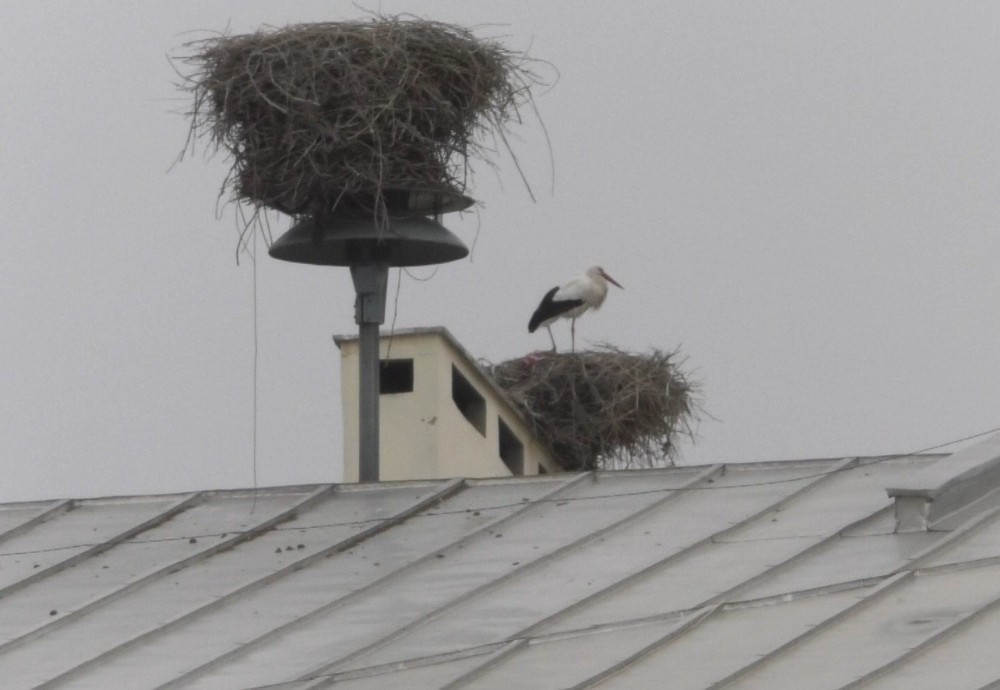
(528, 266), (624, 352)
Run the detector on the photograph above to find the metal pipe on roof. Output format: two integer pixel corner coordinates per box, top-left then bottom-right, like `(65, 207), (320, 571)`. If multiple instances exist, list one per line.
(269, 191), (472, 483)
(351, 262), (388, 482)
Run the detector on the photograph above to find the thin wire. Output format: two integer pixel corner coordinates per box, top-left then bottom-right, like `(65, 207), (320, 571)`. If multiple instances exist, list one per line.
(1, 425), (997, 560)
(402, 266), (439, 282)
(384, 267), (403, 361)
(467, 207), (482, 261)
(385, 265), (438, 360)
(251, 227), (260, 514)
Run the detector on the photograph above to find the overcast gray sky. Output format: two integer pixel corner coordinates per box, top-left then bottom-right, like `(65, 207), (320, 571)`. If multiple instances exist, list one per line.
(2, 1), (1000, 503)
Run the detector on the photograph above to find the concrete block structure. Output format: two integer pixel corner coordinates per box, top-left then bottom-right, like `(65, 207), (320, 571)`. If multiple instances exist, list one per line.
(335, 327), (559, 482)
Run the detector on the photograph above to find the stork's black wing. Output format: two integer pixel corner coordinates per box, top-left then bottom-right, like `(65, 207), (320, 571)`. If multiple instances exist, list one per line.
(528, 287), (585, 332)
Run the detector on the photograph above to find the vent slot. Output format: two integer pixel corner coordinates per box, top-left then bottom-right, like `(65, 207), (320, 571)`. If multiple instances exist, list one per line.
(498, 418), (524, 475)
(380, 359), (414, 394)
(452, 366), (486, 436)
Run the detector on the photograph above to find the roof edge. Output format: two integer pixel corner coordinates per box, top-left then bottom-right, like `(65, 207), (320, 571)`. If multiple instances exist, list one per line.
(886, 431), (1000, 531)
(333, 325), (557, 463)
(333, 325), (454, 348)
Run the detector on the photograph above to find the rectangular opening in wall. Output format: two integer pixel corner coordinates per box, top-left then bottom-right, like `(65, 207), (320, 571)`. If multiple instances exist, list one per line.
(452, 365), (486, 436)
(498, 418), (524, 475)
(538, 463), (548, 475)
(380, 359), (414, 394)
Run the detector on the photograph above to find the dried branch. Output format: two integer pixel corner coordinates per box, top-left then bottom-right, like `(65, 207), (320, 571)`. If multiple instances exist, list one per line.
(176, 17), (545, 220)
(488, 346), (701, 471)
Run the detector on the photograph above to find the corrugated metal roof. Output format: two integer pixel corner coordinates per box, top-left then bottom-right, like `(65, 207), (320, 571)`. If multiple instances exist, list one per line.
(4, 437), (1000, 689)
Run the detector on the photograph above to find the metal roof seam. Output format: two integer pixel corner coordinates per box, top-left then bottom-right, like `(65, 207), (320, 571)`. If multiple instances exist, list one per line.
(288, 471), (707, 682)
(23, 485), (340, 689)
(448, 469), (735, 645)
(0, 458), (942, 562)
(314, 640), (524, 690)
(892, 500), (1000, 574)
(296, 606), (722, 690)
(694, 502), (1000, 690)
(87, 479), (467, 690)
(0, 493), (204, 658)
(0, 500), (73, 547)
(423, 640), (530, 690)
(572, 559), (1000, 690)
(916, 553), (1000, 577)
(8, 452), (994, 689)
(702, 504), (895, 608)
(566, 604), (722, 690)
(0, 492), (201, 608)
(606, 554), (1000, 619)
(405, 466), (726, 690)
(523, 609), (693, 642)
(507, 459), (854, 642)
(521, 573), (891, 641)
(288, 460), (875, 688)
(0, 477), (733, 557)
(718, 576), (890, 611)
(835, 591), (1000, 690)
(704, 570), (916, 690)
(290, 613), (715, 690)
(150, 474), (588, 690)
(248, 559), (986, 690)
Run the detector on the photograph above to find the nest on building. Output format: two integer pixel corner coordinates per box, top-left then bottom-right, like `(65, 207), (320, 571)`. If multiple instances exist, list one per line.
(177, 16), (542, 219)
(488, 347), (700, 472)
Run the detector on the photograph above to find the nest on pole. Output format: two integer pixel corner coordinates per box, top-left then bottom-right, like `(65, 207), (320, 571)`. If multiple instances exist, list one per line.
(488, 347), (699, 472)
(177, 16), (542, 220)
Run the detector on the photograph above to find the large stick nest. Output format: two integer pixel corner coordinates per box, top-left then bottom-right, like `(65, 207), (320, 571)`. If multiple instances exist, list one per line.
(178, 16), (542, 217)
(488, 347), (700, 472)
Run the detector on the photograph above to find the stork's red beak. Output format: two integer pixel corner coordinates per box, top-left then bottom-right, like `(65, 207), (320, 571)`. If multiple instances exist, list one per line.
(601, 270), (623, 289)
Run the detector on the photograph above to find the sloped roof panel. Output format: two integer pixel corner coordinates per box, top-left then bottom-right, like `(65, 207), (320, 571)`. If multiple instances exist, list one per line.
(859, 589), (1000, 690)
(44, 482), (466, 688)
(5, 441), (1000, 689)
(479, 589), (868, 690)
(717, 565), (1000, 690)
(919, 506), (1000, 569)
(0, 495), (183, 592)
(181, 470), (716, 689)
(462, 618), (694, 690)
(316, 647), (512, 690)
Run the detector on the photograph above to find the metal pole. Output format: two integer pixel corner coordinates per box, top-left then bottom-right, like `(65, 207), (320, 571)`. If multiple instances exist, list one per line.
(350, 261), (389, 483)
(356, 321), (380, 482)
